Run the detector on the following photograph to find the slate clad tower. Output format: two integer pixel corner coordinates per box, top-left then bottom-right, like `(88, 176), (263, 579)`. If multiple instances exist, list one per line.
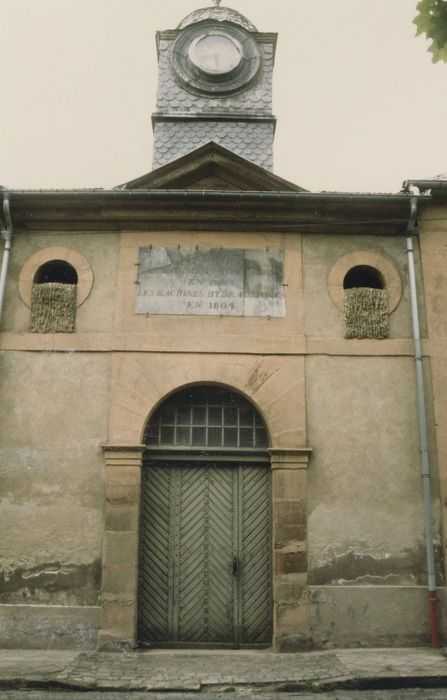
(152, 3), (277, 170)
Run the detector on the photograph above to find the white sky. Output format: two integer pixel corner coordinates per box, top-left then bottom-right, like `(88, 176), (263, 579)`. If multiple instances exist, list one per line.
(0, 0), (446, 193)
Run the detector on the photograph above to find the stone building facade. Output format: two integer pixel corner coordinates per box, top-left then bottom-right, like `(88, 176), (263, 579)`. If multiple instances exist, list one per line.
(1, 4), (447, 651)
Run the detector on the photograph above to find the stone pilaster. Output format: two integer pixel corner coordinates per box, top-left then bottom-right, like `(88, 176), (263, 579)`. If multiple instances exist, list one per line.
(99, 445), (145, 650)
(269, 448), (312, 652)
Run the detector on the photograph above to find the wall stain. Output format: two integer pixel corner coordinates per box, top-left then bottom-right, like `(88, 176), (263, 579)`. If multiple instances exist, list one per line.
(246, 364), (279, 392)
(309, 544), (444, 586)
(0, 560), (101, 605)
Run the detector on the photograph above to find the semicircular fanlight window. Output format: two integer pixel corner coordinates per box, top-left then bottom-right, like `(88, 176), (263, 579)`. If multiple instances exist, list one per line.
(145, 386), (269, 450)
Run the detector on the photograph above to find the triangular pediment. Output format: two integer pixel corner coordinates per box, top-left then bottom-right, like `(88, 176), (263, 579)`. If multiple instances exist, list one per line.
(117, 142), (307, 192)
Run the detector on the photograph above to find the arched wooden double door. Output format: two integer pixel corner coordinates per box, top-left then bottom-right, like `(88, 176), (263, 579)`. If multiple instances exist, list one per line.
(138, 386), (272, 648)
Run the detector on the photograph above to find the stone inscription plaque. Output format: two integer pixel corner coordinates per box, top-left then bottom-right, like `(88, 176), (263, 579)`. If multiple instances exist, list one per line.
(136, 247), (285, 317)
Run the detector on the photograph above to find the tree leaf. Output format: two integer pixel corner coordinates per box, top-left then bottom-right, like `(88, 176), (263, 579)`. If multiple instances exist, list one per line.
(414, 0), (447, 61)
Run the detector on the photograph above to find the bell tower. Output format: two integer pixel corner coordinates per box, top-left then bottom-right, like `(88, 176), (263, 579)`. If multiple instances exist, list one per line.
(152, 3), (277, 170)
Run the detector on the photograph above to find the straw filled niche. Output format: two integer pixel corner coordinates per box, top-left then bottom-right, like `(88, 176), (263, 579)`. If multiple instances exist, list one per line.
(328, 252), (402, 341)
(29, 260), (78, 333)
(343, 265), (388, 339)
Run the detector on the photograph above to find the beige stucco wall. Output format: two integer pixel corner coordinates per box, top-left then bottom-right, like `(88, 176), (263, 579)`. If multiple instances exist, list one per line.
(419, 206), (447, 592)
(1, 231), (120, 333)
(306, 355), (440, 587)
(0, 221), (444, 649)
(0, 350), (110, 596)
(302, 233), (425, 339)
(0, 350), (111, 645)
(301, 227), (442, 646)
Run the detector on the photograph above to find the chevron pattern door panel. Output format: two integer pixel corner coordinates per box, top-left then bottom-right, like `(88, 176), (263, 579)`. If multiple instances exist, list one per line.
(174, 465), (210, 642)
(139, 465), (173, 643)
(138, 462), (271, 647)
(239, 465), (272, 644)
(201, 466), (237, 642)
(175, 465), (236, 643)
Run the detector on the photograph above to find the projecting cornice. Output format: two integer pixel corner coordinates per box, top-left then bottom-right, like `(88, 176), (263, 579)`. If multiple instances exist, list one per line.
(1, 189), (423, 235)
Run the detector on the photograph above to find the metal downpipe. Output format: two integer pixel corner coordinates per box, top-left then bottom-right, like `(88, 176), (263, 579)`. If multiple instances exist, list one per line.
(0, 192), (13, 325)
(406, 195), (439, 647)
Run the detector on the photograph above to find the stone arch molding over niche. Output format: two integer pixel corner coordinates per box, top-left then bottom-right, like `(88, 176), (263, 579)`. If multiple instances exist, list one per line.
(19, 246), (94, 308)
(328, 251), (402, 313)
(108, 354), (306, 449)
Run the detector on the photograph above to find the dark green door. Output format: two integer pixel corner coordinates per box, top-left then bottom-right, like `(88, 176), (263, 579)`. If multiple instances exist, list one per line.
(138, 461), (272, 647)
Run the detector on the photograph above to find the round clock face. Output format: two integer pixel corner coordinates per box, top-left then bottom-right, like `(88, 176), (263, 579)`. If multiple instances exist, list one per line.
(188, 34), (242, 76)
(171, 22), (262, 96)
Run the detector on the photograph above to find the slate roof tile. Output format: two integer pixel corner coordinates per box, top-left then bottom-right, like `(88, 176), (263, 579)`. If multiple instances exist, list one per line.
(177, 6), (257, 32)
(153, 121), (274, 170)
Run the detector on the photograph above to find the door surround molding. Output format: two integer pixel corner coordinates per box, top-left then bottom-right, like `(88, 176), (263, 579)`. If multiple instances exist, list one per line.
(269, 447), (312, 466)
(101, 354), (310, 650)
(269, 447), (312, 651)
(99, 443), (312, 651)
(99, 444), (145, 650)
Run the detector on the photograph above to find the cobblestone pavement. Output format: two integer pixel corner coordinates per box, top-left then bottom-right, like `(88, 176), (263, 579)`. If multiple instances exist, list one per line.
(56, 648), (347, 690)
(54, 648), (447, 692)
(0, 648), (446, 693)
(3, 691), (447, 699)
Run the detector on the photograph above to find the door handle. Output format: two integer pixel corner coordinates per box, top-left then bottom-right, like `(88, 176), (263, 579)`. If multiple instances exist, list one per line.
(232, 557), (239, 576)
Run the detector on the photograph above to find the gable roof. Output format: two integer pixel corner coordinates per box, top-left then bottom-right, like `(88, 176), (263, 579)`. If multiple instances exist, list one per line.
(117, 142), (307, 193)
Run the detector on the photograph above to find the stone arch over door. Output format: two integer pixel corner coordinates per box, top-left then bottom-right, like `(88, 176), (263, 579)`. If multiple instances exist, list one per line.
(100, 353), (311, 651)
